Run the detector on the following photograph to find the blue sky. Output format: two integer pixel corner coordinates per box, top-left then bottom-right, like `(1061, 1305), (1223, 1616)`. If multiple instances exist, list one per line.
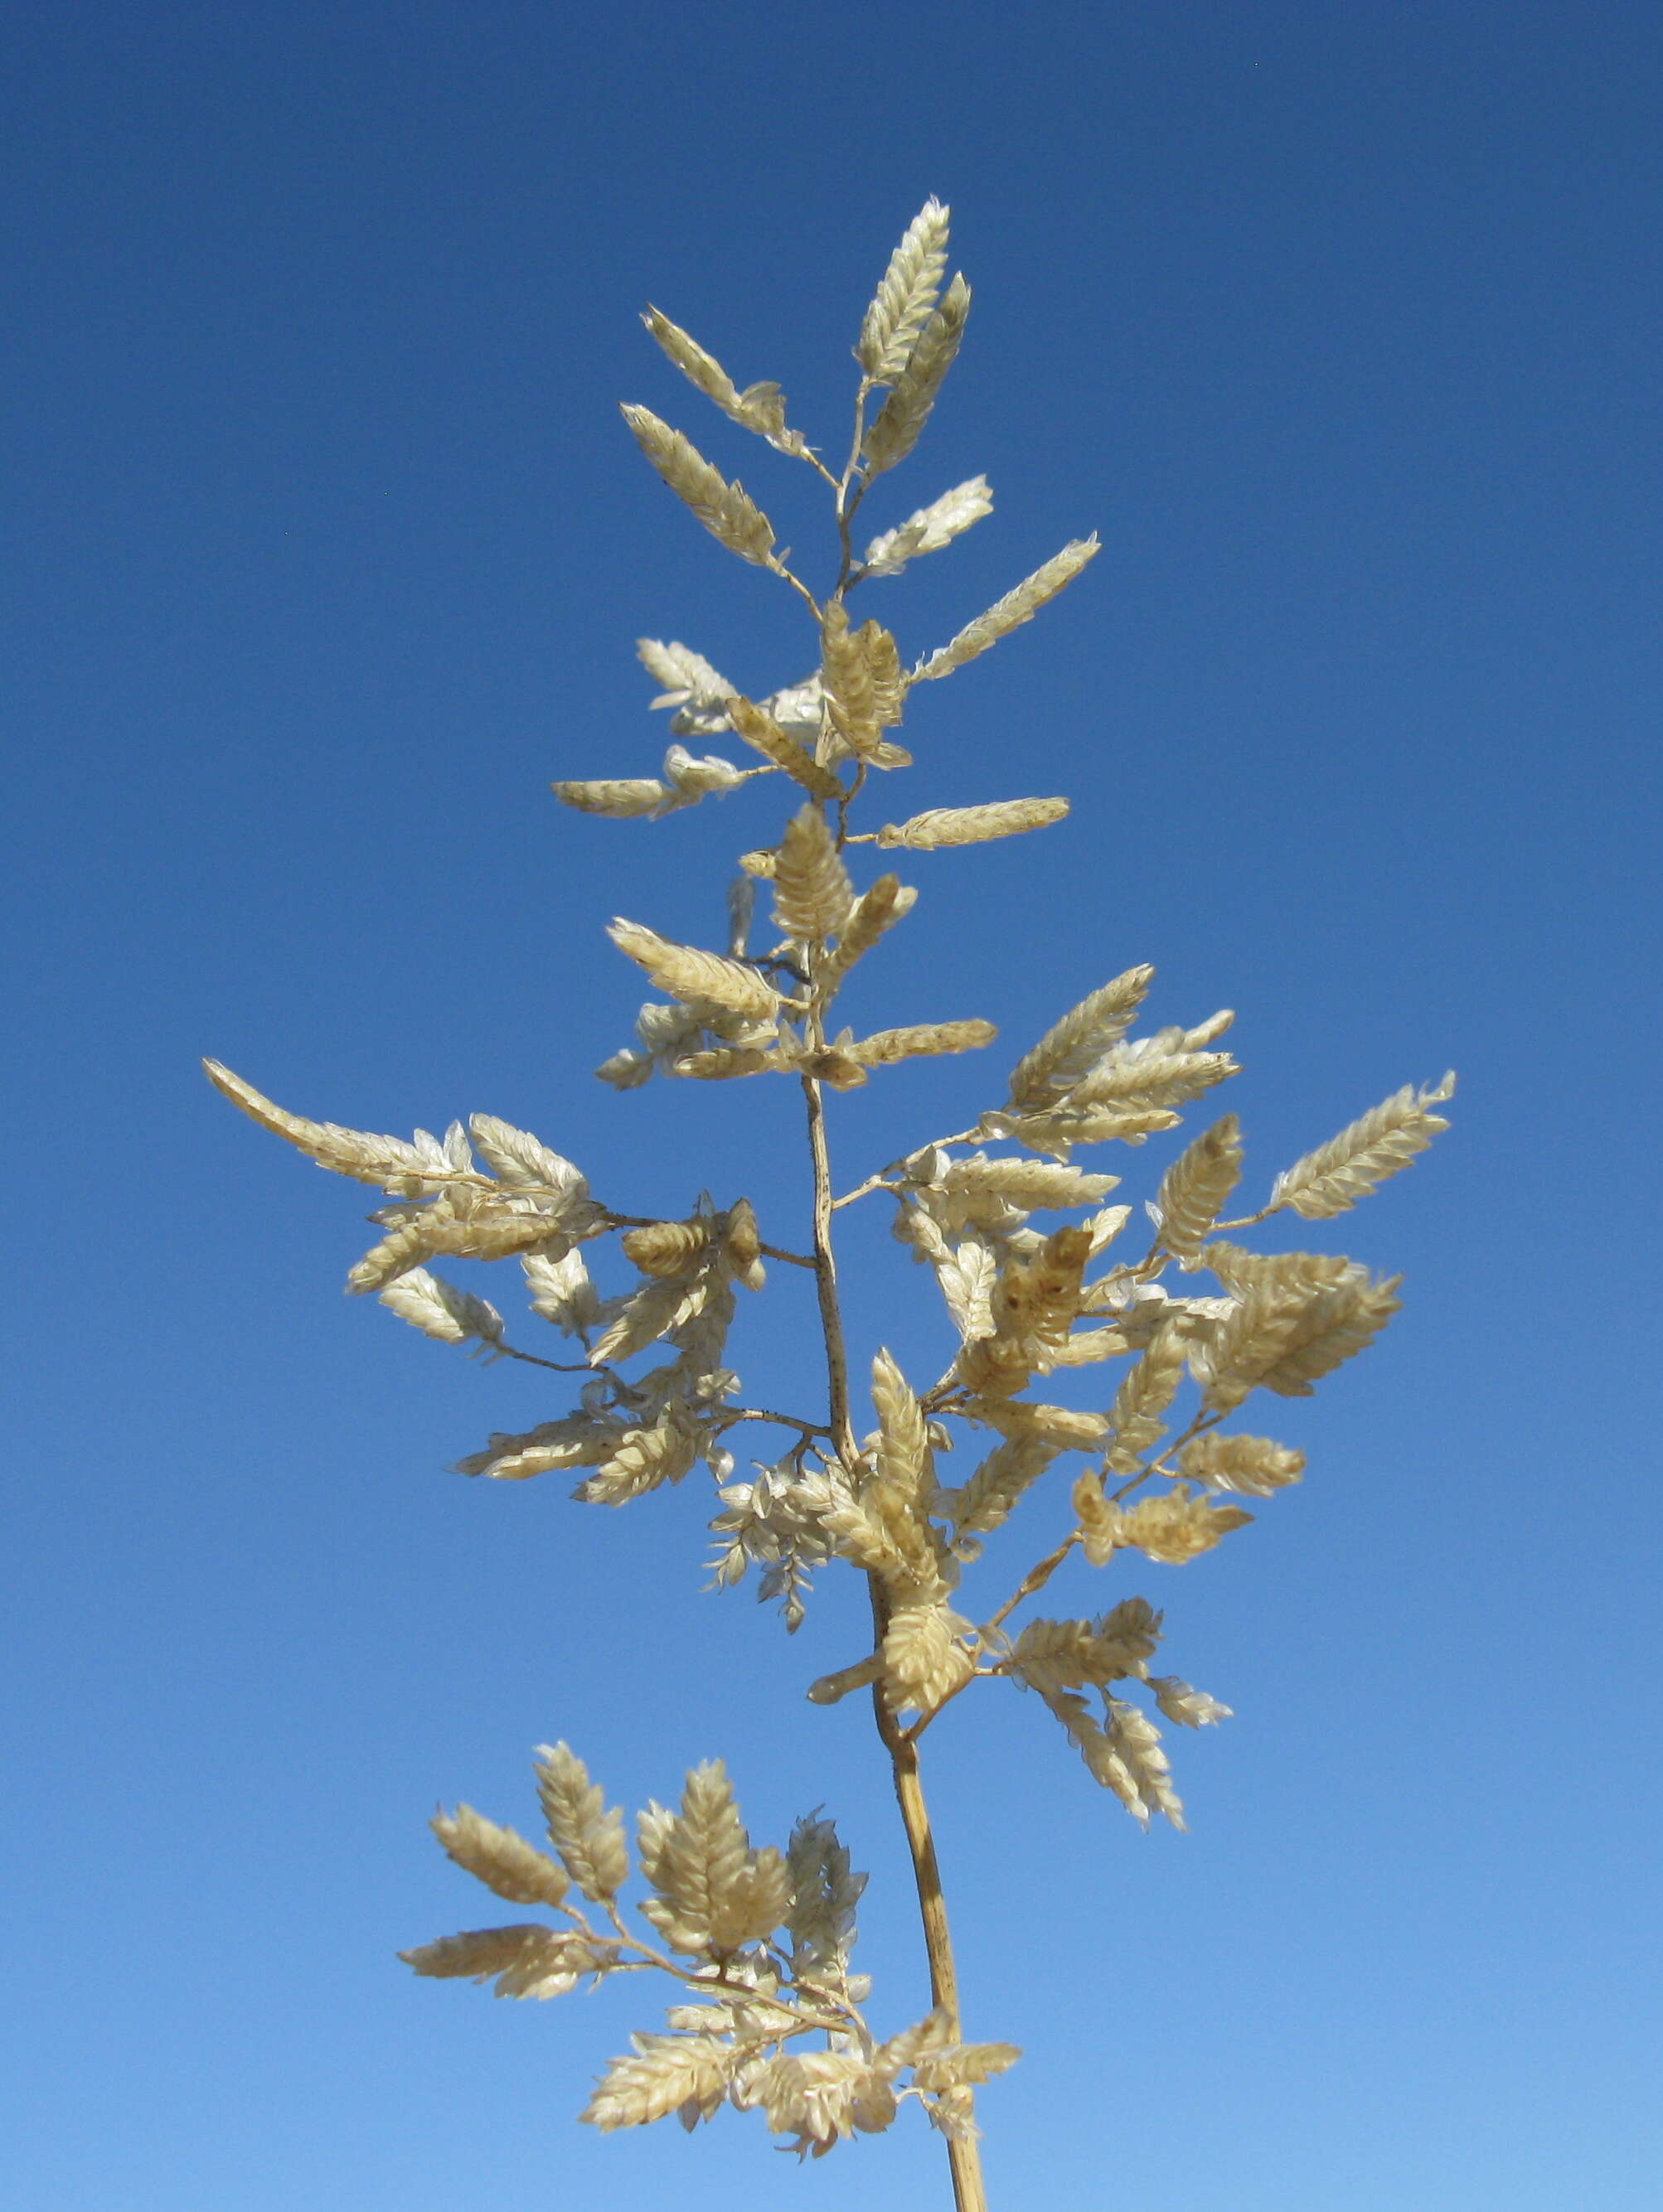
(7, 5), (1660, 2206)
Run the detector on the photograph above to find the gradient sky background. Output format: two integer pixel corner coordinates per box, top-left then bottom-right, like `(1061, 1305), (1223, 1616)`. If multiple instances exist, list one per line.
(7, 5), (1660, 2208)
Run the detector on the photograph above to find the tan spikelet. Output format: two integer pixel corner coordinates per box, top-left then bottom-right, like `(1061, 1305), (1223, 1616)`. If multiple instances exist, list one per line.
(582, 2035), (735, 2132)
(399, 1924), (597, 1997)
(861, 474), (992, 575)
(725, 694), (844, 800)
(1271, 1074), (1456, 1219)
(550, 777), (670, 818)
(1177, 1432), (1306, 1495)
(864, 273), (972, 477)
(1105, 1324), (1190, 1474)
(773, 804), (854, 943)
(849, 1019), (996, 1065)
(880, 1600), (974, 1714)
(429, 1804), (571, 1908)
(670, 1046), (772, 1080)
(533, 1742), (628, 1900)
(201, 1061), (463, 1192)
(1006, 966), (1155, 1108)
(641, 306), (805, 456)
(967, 1398), (1110, 1450)
(820, 874), (915, 987)
(622, 1217), (713, 1276)
(1117, 1486), (1253, 1564)
(1156, 1114), (1244, 1261)
(877, 798), (1069, 849)
(857, 197), (950, 380)
(1072, 1469), (1121, 1566)
(618, 404), (775, 564)
(820, 603), (906, 762)
(607, 918), (780, 1021)
(914, 535), (1099, 681)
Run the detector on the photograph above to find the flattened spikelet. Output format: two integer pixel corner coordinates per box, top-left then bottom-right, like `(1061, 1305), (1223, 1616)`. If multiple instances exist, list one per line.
(864, 273), (972, 477)
(551, 777), (670, 818)
(861, 475), (992, 575)
(820, 874), (915, 987)
(619, 404), (776, 564)
(641, 306), (804, 455)
(608, 918), (780, 1021)
(1271, 1074), (1456, 1218)
(583, 2035), (735, 2132)
(429, 1803), (571, 1907)
(725, 694), (845, 800)
(773, 804), (854, 943)
(534, 1742), (629, 1900)
(850, 1019), (996, 1065)
(857, 197), (951, 381)
(1156, 1114), (1244, 1261)
(877, 798), (1069, 849)
(1177, 1432), (1306, 1494)
(914, 536), (1099, 681)
(201, 1060), (457, 1191)
(1006, 967), (1154, 1108)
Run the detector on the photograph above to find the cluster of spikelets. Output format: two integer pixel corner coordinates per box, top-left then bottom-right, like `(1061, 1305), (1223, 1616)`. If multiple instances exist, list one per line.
(401, 1743), (1016, 2156)
(206, 196), (1455, 2157)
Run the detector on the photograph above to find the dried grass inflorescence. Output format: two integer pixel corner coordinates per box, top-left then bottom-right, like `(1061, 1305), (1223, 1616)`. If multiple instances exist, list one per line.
(206, 200), (1453, 2200)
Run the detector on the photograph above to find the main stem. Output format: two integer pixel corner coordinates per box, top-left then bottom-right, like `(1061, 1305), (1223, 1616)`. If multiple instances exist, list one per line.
(801, 1073), (990, 2212)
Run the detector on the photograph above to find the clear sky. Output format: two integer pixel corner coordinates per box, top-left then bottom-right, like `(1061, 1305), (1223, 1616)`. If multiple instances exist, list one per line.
(7, 5), (1659, 2208)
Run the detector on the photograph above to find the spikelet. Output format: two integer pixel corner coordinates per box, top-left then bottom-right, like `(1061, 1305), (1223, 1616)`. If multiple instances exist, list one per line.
(1104, 1324), (1190, 1474)
(638, 636), (734, 714)
(969, 1399), (1111, 1451)
(857, 197), (951, 380)
(618, 404), (775, 565)
(1149, 1677), (1233, 1728)
(863, 273), (972, 477)
(622, 1217), (713, 1276)
(378, 1268), (504, 1348)
(1195, 1269), (1401, 1411)
(638, 1761), (793, 1954)
(1271, 1073), (1456, 1219)
(1071, 1469), (1120, 1566)
(201, 1060), (469, 1193)
(452, 1418), (616, 1482)
(1006, 967), (1155, 1108)
(468, 1114), (589, 1200)
(607, 918), (780, 1022)
(1116, 1486), (1253, 1564)
(724, 694), (845, 800)
(938, 1155), (1121, 1210)
(533, 1742), (629, 1900)
(1177, 1432), (1306, 1495)
(521, 1248), (599, 1336)
(1105, 1699), (1186, 1830)
(641, 306), (806, 457)
(1067, 1048), (1238, 1112)
(877, 798), (1069, 849)
(583, 2035), (735, 2132)
(880, 1600), (975, 1714)
(1155, 1114), (1244, 1261)
(937, 1434), (1058, 1539)
(551, 777), (671, 818)
(575, 1408), (703, 1504)
(849, 1019), (997, 1065)
(861, 475), (992, 576)
(672, 1046), (772, 1081)
(429, 1804), (571, 1907)
(399, 1924), (597, 1999)
(913, 536), (1099, 681)
(784, 1813), (865, 1976)
(819, 874), (916, 988)
(773, 804), (854, 943)
(819, 603), (907, 763)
